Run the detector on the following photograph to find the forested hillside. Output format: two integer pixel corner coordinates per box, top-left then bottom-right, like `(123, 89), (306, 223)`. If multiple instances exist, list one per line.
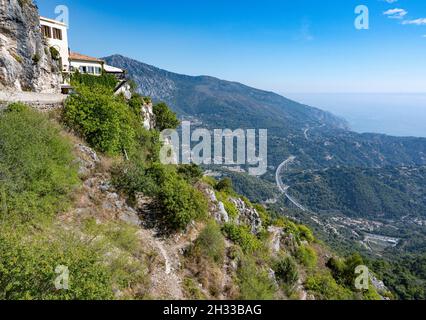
(287, 166), (426, 220)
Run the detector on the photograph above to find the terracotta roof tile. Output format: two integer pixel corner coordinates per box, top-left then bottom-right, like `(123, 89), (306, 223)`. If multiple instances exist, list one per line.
(69, 52), (104, 63)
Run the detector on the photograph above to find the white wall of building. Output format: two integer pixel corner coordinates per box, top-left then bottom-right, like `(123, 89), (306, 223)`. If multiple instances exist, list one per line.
(40, 17), (69, 73)
(70, 60), (103, 75)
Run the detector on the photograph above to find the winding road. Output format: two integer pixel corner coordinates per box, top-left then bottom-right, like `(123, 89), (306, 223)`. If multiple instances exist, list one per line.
(303, 124), (326, 141)
(275, 156), (308, 211)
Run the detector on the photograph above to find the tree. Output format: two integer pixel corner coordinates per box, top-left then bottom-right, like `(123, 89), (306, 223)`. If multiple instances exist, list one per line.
(159, 173), (208, 230)
(153, 102), (179, 131)
(216, 178), (233, 193)
(63, 84), (139, 155)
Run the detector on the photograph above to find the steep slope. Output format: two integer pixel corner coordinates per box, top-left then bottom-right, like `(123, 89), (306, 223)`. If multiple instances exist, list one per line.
(0, 0), (61, 92)
(0, 99), (391, 300)
(104, 55), (426, 171)
(102, 55), (426, 286)
(104, 55), (348, 131)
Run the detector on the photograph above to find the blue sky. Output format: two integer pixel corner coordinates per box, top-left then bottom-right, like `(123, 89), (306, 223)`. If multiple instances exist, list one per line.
(38, 0), (426, 94)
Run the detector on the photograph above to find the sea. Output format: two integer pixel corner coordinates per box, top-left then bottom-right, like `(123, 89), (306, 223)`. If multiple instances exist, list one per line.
(286, 93), (426, 138)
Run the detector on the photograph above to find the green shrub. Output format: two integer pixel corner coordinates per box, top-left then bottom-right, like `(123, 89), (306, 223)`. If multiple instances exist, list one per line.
(104, 223), (140, 253)
(5, 102), (27, 113)
(153, 102), (179, 131)
(63, 84), (138, 155)
(0, 226), (114, 300)
(159, 171), (208, 230)
(237, 256), (276, 300)
(327, 253), (365, 289)
(202, 176), (217, 188)
(177, 164), (203, 183)
(0, 104), (79, 222)
(130, 127), (161, 163)
(184, 277), (206, 300)
(112, 160), (207, 231)
(11, 53), (23, 63)
(216, 192), (239, 220)
(295, 245), (318, 269)
(327, 257), (346, 282)
(223, 199), (239, 220)
(128, 93), (145, 118)
(222, 223), (262, 253)
(107, 252), (149, 298)
(273, 217), (315, 244)
(191, 221), (225, 264)
(254, 204), (272, 227)
(363, 287), (382, 300)
(216, 178), (233, 193)
(276, 218), (299, 235)
(111, 161), (158, 204)
(342, 253), (365, 288)
(32, 53), (40, 65)
(71, 73), (118, 90)
(305, 272), (353, 300)
(274, 255), (299, 288)
(326, 254), (382, 300)
(49, 46), (60, 61)
(81, 219), (150, 297)
(297, 225), (315, 243)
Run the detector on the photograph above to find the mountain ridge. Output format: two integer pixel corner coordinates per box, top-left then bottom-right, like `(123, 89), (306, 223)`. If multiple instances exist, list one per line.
(104, 54), (349, 131)
(104, 54), (426, 173)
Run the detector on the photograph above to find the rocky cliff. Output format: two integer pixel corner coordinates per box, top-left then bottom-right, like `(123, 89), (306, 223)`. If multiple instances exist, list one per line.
(0, 0), (61, 92)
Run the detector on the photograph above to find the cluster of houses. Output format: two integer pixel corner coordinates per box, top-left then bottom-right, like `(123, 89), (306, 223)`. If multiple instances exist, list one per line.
(40, 16), (126, 93)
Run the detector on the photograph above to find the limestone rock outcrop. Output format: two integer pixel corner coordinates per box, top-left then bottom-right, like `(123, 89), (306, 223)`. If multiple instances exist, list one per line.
(231, 198), (262, 234)
(141, 100), (155, 130)
(0, 0), (62, 92)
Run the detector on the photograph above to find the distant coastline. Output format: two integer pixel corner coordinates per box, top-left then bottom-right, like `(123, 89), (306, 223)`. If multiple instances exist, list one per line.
(286, 93), (426, 138)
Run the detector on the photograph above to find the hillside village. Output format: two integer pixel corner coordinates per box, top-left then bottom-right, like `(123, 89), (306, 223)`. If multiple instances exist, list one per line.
(0, 0), (403, 301)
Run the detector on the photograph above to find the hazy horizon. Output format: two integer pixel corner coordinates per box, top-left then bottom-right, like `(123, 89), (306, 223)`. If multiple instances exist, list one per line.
(286, 92), (426, 138)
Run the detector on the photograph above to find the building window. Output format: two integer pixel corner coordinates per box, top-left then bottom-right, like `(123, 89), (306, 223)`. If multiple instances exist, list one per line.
(41, 25), (52, 38)
(87, 66), (94, 74)
(79, 66), (87, 73)
(95, 67), (102, 75)
(53, 28), (62, 40)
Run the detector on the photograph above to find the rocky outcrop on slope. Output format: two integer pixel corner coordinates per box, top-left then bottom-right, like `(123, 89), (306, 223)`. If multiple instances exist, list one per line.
(231, 198), (262, 234)
(141, 100), (155, 130)
(0, 0), (61, 92)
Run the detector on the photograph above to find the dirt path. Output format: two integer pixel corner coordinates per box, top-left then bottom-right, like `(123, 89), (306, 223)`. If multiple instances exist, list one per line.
(0, 91), (66, 111)
(137, 224), (201, 300)
(137, 228), (186, 299)
(0, 90), (66, 104)
(67, 142), (193, 300)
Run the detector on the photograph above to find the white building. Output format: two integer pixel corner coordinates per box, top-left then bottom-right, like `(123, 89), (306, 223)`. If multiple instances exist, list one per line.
(104, 64), (126, 79)
(69, 52), (104, 75)
(39, 16), (126, 93)
(40, 17), (69, 73)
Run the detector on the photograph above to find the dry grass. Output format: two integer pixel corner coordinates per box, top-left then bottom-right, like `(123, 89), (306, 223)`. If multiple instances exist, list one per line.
(185, 256), (224, 299)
